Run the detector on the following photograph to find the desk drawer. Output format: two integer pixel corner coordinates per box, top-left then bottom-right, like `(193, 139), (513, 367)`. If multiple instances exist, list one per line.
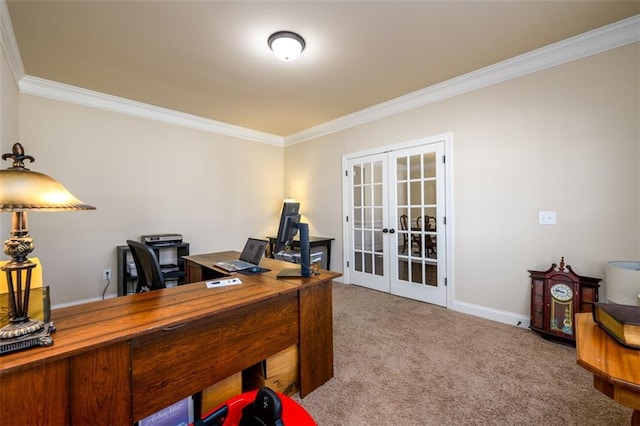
(131, 292), (299, 421)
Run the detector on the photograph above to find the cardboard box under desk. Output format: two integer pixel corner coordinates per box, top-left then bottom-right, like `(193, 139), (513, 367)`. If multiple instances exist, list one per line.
(200, 372), (242, 416)
(242, 345), (299, 396)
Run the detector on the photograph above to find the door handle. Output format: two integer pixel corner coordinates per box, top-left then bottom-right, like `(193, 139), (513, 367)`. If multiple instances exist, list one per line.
(389, 229), (395, 234)
(382, 228), (389, 233)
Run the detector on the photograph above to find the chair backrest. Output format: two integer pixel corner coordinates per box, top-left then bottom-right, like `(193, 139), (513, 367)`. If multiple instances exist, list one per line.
(126, 240), (165, 292)
(399, 214), (408, 231)
(426, 216), (436, 231)
(417, 215), (436, 231)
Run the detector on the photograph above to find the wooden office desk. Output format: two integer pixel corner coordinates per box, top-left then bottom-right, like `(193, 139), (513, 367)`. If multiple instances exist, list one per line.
(266, 236), (335, 270)
(575, 313), (640, 425)
(0, 253), (340, 425)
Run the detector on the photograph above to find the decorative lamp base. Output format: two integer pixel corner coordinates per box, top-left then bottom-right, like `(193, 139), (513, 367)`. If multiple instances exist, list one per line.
(0, 318), (44, 339)
(0, 321), (55, 355)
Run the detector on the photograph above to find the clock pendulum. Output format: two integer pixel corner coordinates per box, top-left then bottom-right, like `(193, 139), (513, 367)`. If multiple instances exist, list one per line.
(562, 306), (573, 335)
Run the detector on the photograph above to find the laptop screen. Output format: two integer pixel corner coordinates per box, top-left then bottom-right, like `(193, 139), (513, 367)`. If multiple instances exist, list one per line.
(239, 238), (267, 264)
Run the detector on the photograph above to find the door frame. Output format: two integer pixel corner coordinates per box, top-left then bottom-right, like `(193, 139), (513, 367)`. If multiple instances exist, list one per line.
(341, 132), (455, 307)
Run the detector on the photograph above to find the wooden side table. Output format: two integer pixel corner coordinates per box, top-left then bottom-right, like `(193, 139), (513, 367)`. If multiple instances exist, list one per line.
(575, 313), (640, 425)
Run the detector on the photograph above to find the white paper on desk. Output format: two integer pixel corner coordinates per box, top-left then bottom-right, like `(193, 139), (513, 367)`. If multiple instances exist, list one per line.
(206, 278), (242, 288)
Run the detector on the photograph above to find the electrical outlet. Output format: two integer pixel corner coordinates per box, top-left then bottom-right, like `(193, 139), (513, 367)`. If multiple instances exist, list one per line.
(103, 269), (111, 280)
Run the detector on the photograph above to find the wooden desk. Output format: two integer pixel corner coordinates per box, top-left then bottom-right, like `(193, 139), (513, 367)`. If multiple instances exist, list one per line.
(266, 236), (334, 270)
(0, 253), (341, 425)
(575, 313), (640, 425)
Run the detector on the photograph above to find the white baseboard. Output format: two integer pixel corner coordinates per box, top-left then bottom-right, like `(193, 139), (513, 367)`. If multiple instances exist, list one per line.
(449, 299), (530, 329)
(336, 281), (530, 329)
(52, 294), (117, 310)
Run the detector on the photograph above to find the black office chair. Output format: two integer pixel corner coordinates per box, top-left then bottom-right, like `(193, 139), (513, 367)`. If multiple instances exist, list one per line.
(127, 240), (166, 292)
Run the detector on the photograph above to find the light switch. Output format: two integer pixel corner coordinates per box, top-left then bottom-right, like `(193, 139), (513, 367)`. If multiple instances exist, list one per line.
(539, 211), (556, 225)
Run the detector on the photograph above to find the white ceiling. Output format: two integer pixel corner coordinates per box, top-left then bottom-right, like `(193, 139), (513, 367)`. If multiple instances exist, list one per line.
(5, 1), (640, 137)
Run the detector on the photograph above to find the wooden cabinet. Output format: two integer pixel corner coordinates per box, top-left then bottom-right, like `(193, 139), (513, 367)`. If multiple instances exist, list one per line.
(529, 257), (601, 345)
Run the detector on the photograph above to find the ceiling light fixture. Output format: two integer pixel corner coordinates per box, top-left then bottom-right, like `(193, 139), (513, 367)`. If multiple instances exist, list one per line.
(268, 31), (305, 62)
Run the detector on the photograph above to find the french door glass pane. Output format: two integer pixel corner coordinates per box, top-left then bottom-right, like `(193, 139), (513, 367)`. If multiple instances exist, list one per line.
(373, 185), (383, 206)
(373, 162), (383, 183)
(364, 253), (372, 273)
(354, 186), (362, 207)
(363, 208), (372, 228)
(364, 230), (372, 251)
(409, 155), (422, 179)
(397, 182), (408, 205)
(397, 157), (407, 180)
(363, 163), (371, 184)
(374, 254), (384, 276)
(353, 208), (362, 228)
(374, 231), (383, 254)
(355, 251), (362, 272)
(409, 181), (421, 204)
(423, 152), (436, 178)
(364, 186), (372, 207)
(423, 180), (436, 205)
(353, 165), (362, 185)
(354, 230), (362, 250)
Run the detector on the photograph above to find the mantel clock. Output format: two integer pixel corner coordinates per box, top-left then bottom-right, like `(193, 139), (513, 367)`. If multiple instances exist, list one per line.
(529, 257), (601, 345)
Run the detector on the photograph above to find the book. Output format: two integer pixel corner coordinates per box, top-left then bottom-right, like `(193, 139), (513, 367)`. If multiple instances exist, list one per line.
(592, 302), (640, 349)
(137, 396), (193, 426)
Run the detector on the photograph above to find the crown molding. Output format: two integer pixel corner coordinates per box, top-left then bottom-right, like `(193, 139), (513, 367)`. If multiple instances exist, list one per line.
(5, 8), (638, 147)
(19, 76), (284, 146)
(2, 0), (282, 145)
(284, 14), (640, 146)
(0, 0), (25, 87)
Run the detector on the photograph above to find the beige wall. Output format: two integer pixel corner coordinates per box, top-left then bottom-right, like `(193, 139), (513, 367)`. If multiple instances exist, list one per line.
(1, 43), (18, 152)
(285, 43), (640, 322)
(17, 95), (284, 305)
(1, 44), (19, 254)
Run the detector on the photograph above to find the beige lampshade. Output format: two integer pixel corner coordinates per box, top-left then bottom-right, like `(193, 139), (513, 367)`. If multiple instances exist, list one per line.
(0, 168), (95, 211)
(605, 261), (640, 306)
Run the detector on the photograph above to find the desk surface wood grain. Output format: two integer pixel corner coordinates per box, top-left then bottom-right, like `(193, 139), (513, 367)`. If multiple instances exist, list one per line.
(0, 251), (340, 375)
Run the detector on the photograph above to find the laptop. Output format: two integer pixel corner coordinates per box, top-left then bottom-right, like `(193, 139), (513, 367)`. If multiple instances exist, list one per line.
(215, 238), (268, 272)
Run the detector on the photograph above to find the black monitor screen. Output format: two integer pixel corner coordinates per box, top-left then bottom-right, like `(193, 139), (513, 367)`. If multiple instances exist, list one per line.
(274, 202), (300, 253)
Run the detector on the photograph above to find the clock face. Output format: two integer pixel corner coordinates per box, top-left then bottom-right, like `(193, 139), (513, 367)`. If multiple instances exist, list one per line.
(550, 283), (573, 301)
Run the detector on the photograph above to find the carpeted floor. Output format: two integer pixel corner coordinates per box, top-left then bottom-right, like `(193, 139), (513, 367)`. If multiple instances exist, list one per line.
(295, 283), (633, 425)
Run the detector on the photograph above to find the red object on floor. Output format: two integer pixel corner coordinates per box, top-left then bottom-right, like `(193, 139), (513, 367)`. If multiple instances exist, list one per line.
(200, 389), (316, 426)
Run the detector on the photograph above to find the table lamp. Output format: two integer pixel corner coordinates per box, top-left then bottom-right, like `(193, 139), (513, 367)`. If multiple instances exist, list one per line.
(605, 261), (640, 306)
(0, 143), (95, 354)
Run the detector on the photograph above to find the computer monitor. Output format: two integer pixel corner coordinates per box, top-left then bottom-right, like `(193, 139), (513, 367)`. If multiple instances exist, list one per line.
(276, 220), (311, 278)
(274, 202), (300, 254)
(273, 201), (311, 277)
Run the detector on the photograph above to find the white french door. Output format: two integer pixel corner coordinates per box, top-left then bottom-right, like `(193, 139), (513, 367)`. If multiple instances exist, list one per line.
(345, 139), (447, 306)
(346, 153), (389, 293)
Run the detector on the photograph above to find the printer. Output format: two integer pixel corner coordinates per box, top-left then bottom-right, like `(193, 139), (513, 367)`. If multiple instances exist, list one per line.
(141, 233), (183, 247)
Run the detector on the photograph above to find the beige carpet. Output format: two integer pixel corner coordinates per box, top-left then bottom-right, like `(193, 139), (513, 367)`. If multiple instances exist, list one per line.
(295, 283), (633, 425)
